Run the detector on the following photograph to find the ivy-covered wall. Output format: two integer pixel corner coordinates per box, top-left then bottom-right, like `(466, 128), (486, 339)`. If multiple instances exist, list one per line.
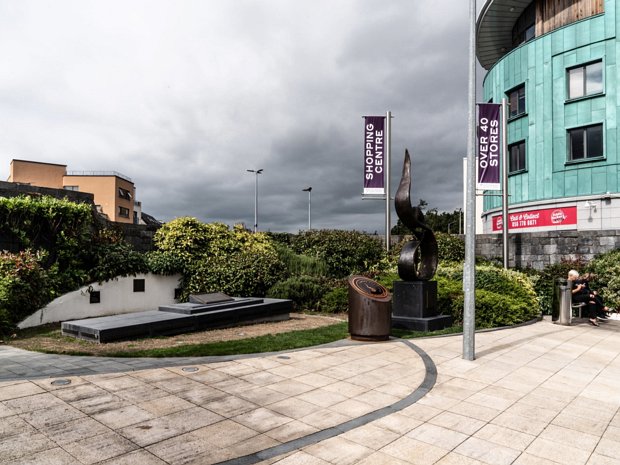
(0, 180), (159, 252)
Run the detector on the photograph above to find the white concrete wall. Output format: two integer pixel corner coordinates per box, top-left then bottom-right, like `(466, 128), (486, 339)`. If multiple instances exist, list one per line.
(18, 273), (181, 328)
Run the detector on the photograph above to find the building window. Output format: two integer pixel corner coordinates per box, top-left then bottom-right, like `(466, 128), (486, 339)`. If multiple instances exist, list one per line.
(118, 187), (132, 200)
(118, 206), (130, 218)
(512, 2), (536, 47)
(507, 85), (526, 118)
(64, 185), (79, 191)
(509, 140), (526, 173)
(568, 124), (603, 161)
(567, 60), (603, 99)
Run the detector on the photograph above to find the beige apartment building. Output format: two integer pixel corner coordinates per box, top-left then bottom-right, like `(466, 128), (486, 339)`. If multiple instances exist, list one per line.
(8, 159), (138, 224)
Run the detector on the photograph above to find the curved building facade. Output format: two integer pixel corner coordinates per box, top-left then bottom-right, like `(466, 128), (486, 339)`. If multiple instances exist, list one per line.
(477, 0), (620, 233)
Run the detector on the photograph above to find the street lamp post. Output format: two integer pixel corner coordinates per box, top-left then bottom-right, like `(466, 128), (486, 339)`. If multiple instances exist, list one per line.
(302, 187), (312, 230)
(247, 169), (263, 233)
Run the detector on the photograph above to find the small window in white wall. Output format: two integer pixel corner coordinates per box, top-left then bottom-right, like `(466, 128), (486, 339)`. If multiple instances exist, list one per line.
(133, 279), (145, 292)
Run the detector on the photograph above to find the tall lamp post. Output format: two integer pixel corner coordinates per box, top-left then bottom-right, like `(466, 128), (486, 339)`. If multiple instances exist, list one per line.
(302, 187), (312, 230)
(247, 169), (263, 232)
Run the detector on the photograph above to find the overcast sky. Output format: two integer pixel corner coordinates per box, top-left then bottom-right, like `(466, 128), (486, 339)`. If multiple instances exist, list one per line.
(0, 0), (478, 233)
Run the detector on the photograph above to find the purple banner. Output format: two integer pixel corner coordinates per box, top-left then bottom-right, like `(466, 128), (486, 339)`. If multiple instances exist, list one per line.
(363, 116), (386, 195)
(477, 103), (501, 190)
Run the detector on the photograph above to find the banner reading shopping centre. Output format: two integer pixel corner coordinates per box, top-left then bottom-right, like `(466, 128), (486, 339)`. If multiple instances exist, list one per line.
(363, 116), (386, 196)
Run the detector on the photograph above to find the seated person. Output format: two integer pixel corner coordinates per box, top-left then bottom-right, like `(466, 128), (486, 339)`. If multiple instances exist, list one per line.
(567, 270), (610, 326)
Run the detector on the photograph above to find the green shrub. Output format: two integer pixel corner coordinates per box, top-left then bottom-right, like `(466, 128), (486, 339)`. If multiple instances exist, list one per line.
(435, 263), (539, 327)
(374, 272), (399, 292)
(585, 249), (620, 309)
(0, 195), (93, 293)
(266, 232), (294, 246)
(0, 250), (50, 335)
(152, 217), (221, 263)
(145, 251), (185, 275)
(182, 248), (285, 300)
(436, 232), (465, 263)
(153, 220), (285, 300)
(436, 274), (464, 321)
(319, 287), (349, 313)
(474, 289), (535, 328)
(291, 230), (385, 278)
(0, 195), (92, 254)
(273, 243), (327, 277)
(153, 218), (267, 263)
(87, 229), (149, 283)
(267, 276), (330, 310)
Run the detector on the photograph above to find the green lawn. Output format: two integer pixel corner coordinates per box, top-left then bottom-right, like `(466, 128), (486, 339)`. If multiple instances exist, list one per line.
(6, 320), (464, 357)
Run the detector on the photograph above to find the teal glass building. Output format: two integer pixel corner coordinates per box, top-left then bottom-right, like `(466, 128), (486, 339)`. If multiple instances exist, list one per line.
(477, 0), (620, 233)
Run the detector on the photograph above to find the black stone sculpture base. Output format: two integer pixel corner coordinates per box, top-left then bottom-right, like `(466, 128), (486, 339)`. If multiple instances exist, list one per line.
(61, 297), (292, 343)
(391, 281), (453, 332)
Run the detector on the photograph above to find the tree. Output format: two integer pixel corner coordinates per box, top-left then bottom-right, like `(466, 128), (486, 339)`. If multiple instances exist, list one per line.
(391, 200), (462, 235)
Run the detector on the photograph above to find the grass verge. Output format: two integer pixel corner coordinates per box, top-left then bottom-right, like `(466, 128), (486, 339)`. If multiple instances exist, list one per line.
(106, 322), (350, 357)
(5, 321), (465, 357)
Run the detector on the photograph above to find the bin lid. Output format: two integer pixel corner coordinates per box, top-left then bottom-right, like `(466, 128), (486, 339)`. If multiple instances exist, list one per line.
(348, 275), (391, 302)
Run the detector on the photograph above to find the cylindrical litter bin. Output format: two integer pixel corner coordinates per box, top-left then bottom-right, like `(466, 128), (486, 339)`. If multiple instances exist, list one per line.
(348, 275), (391, 341)
(555, 279), (572, 326)
(551, 278), (566, 321)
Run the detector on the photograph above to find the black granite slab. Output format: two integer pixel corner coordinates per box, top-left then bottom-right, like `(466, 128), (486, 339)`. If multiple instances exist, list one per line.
(159, 298), (264, 315)
(391, 314), (453, 332)
(61, 297), (292, 343)
(189, 292), (235, 305)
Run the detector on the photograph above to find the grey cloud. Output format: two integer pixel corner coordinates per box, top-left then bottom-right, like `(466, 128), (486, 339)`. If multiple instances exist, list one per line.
(0, 0), (476, 234)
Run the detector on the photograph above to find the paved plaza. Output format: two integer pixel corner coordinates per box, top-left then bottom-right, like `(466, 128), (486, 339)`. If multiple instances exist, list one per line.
(1, 316), (620, 464)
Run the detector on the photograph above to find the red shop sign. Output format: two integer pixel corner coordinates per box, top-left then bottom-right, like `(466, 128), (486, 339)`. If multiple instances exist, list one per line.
(492, 207), (577, 231)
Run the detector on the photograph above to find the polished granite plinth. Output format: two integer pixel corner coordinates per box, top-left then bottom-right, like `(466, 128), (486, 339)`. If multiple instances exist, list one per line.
(61, 297), (292, 343)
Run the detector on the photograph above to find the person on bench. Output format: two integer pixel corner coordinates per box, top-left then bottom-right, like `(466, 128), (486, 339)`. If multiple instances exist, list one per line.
(567, 270), (610, 326)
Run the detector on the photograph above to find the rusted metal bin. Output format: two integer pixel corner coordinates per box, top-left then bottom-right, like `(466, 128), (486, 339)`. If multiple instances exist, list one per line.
(348, 275), (392, 341)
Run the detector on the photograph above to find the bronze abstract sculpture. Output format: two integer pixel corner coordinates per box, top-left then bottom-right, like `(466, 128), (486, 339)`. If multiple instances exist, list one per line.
(395, 149), (438, 281)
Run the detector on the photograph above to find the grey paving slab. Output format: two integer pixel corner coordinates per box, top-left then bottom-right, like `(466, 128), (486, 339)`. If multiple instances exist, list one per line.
(1, 317), (620, 465)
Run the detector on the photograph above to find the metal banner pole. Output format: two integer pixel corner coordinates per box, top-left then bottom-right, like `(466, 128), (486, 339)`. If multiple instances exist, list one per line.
(502, 98), (509, 269)
(463, 0), (476, 361)
(385, 110), (392, 252)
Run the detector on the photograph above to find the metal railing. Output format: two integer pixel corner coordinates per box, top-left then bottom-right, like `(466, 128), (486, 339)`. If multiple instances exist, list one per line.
(66, 170), (133, 183)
